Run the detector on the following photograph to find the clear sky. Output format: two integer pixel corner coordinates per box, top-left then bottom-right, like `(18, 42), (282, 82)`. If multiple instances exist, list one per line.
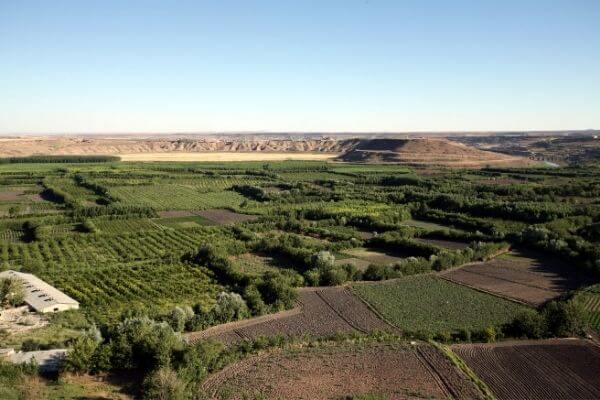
(1, 0), (599, 134)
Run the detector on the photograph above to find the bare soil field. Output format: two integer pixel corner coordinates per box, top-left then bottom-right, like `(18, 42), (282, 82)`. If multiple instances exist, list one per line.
(341, 247), (405, 265)
(195, 209), (258, 224)
(201, 342), (484, 400)
(0, 189), (27, 201)
(185, 287), (396, 345)
(452, 338), (600, 400)
(415, 238), (470, 250)
(440, 251), (590, 306)
(334, 257), (372, 271)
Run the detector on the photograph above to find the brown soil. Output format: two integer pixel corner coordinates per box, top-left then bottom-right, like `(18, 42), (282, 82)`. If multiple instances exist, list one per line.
(201, 342), (484, 400)
(194, 209), (258, 224)
(0, 190), (26, 201)
(339, 138), (529, 167)
(185, 287), (396, 345)
(440, 251), (590, 307)
(415, 238), (470, 250)
(452, 338), (600, 400)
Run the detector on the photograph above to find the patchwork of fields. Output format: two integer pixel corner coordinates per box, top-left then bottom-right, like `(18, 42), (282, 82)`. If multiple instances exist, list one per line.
(0, 157), (598, 399)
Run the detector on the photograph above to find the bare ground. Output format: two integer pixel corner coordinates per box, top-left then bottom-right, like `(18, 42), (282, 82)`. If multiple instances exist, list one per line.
(201, 342), (484, 400)
(185, 287), (397, 345)
(452, 338), (600, 400)
(439, 250), (591, 306)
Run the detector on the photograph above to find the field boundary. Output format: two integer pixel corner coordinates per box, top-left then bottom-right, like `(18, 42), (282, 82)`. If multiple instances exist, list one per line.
(431, 341), (496, 400)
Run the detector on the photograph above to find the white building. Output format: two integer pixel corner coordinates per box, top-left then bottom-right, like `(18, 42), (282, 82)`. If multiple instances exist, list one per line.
(0, 270), (79, 313)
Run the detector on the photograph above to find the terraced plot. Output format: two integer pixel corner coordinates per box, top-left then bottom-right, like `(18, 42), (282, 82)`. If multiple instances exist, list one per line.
(185, 287), (396, 345)
(202, 342), (484, 400)
(452, 339), (600, 400)
(441, 251), (591, 306)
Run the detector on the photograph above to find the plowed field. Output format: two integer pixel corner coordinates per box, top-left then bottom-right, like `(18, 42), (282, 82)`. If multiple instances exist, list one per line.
(440, 251), (590, 306)
(201, 342), (484, 400)
(185, 287), (396, 345)
(452, 339), (600, 400)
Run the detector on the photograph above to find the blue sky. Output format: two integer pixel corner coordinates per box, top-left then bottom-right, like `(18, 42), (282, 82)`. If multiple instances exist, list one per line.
(1, 0), (599, 133)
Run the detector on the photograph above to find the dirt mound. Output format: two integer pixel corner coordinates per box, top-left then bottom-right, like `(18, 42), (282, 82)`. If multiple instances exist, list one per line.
(339, 138), (527, 166)
(0, 137), (359, 157)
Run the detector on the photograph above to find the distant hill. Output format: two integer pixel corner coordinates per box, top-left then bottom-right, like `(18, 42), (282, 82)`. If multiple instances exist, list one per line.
(338, 138), (529, 167)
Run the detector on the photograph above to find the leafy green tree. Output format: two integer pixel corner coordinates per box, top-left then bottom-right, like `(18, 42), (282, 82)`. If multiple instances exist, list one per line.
(143, 367), (186, 400)
(0, 277), (25, 307)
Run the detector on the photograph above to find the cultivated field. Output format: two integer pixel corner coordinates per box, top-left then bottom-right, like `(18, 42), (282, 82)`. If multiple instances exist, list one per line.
(415, 237), (470, 250)
(185, 287), (396, 345)
(573, 283), (600, 331)
(353, 275), (526, 334)
(119, 152), (338, 161)
(452, 339), (600, 399)
(201, 342), (484, 400)
(441, 251), (590, 306)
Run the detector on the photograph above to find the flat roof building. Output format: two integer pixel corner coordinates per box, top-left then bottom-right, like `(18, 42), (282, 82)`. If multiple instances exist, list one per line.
(0, 270), (79, 313)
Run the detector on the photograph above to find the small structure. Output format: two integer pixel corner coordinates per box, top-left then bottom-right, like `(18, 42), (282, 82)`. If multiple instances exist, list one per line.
(0, 270), (79, 313)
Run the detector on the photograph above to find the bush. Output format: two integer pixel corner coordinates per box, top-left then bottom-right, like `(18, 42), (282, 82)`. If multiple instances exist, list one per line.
(257, 272), (297, 310)
(0, 277), (25, 307)
(309, 250), (335, 269)
(143, 367), (186, 400)
(543, 301), (585, 337)
(62, 337), (98, 374)
(506, 310), (546, 339)
(320, 267), (348, 286)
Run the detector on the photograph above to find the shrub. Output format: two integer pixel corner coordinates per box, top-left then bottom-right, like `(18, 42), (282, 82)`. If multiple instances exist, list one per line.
(543, 301), (585, 337)
(309, 250), (335, 270)
(0, 277), (25, 307)
(62, 336), (98, 374)
(143, 367), (186, 400)
(320, 267), (348, 286)
(506, 310), (546, 339)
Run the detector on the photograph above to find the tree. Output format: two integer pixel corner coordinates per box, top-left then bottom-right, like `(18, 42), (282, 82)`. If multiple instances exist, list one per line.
(310, 251), (335, 270)
(143, 368), (185, 400)
(0, 277), (25, 307)
(543, 301), (584, 337)
(62, 336), (98, 374)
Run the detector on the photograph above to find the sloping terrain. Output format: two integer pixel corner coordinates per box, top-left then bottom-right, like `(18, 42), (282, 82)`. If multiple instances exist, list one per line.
(339, 138), (528, 166)
(0, 137), (358, 156)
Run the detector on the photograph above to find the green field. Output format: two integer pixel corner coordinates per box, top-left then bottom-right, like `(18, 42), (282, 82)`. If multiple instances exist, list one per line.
(574, 284), (600, 331)
(353, 275), (528, 334)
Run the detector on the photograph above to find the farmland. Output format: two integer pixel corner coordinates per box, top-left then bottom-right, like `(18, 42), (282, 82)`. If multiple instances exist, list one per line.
(452, 339), (600, 399)
(353, 276), (528, 335)
(441, 251), (592, 306)
(184, 287), (396, 345)
(201, 341), (485, 400)
(0, 155), (598, 399)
